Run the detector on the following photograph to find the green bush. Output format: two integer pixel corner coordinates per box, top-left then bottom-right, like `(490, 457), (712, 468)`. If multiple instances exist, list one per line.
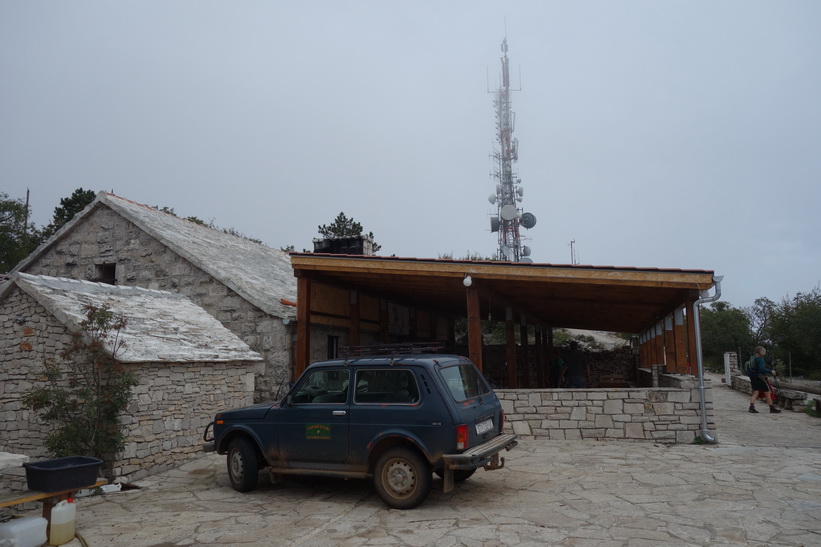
(23, 304), (137, 477)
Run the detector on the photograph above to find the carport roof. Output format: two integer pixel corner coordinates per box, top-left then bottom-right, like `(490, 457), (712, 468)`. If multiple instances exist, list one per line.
(290, 253), (717, 334)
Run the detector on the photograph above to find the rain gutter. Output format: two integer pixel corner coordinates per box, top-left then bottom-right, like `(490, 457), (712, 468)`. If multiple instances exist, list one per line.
(691, 275), (724, 443)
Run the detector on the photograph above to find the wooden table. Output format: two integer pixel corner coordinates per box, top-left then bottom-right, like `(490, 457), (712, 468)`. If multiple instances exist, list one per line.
(0, 480), (106, 534)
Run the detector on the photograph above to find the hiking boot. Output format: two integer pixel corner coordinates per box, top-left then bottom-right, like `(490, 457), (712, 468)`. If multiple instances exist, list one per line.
(769, 405), (781, 413)
(748, 406), (759, 413)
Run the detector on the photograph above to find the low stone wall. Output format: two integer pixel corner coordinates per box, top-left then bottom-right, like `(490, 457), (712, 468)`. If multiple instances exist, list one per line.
(730, 374), (807, 411)
(498, 374), (714, 444)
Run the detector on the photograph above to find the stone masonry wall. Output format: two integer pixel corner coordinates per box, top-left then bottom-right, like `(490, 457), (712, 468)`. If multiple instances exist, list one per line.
(497, 375), (714, 444)
(1, 288), (71, 462)
(21, 205), (290, 401)
(1, 287), (255, 489)
(116, 360), (254, 482)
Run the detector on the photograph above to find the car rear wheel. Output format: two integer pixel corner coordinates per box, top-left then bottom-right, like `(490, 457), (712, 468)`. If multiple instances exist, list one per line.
(227, 437), (259, 492)
(373, 447), (431, 509)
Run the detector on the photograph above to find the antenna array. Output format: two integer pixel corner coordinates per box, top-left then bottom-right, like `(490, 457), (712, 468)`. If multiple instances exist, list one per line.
(488, 38), (536, 262)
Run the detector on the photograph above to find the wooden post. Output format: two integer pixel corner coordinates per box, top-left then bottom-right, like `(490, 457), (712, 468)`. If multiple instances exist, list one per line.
(296, 276), (311, 378)
(638, 332), (645, 368)
(349, 290), (360, 346)
(664, 315), (676, 373)
(535, 324), (545, 388)
(655, 322), (665, 365)
(506, 308), (517, 388)
(674, 307), (688, 373)
(380, 299), (389, 343)
(519, 315), (529, 387)
(466, 287), (483, 371)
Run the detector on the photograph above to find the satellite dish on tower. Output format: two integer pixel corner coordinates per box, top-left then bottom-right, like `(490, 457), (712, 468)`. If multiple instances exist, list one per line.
(520, 212), (537, 229)
(501, 204), (517, 220)
(488, 194), (497, 205)
(501, 245), (514, 261)
(490, 217), (500, 232)
(519, 257), (533, 263)
(522, 245), (531, 257)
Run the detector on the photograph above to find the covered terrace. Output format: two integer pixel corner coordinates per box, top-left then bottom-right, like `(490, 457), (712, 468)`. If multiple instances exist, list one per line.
(289, 253), (718, 388)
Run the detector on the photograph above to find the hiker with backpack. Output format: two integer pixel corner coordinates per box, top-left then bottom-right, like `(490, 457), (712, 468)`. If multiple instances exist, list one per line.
(747, 346), (781, 414)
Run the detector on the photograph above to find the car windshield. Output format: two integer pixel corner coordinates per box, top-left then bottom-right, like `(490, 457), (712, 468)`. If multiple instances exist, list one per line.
(438, 364), (492, 402)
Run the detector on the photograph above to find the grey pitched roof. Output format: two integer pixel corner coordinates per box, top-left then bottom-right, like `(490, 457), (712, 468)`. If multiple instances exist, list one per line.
(4, 273), (263, 363)
(12, 192), (297, 319)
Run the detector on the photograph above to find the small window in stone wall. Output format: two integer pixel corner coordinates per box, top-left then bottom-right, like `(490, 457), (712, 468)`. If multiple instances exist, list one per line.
(95, 263), (116, 285)
(327, 335), (339, 359)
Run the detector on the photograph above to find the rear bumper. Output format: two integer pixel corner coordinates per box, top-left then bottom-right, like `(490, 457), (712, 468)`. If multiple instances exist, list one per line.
(441, 433), (518, 493)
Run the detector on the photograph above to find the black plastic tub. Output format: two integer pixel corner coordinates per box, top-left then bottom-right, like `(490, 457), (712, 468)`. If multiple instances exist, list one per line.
(23, 456), (103, 492)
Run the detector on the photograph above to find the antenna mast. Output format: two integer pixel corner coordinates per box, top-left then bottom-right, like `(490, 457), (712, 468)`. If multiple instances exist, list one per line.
(488, 37), (536, 262)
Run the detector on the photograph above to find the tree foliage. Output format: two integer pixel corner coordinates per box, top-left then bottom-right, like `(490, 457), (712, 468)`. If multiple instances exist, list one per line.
(0, 192), (41, 273)
(698, 301), (753, 369)
(40, 188), (96, 240)
(317, 212), (381, 252)
(698, 290), (821, 379)
(23, 304), (138, 476)
(744, 297), (776, 346)
(768, 289), (821, 377)
(438, 251), (496, 261)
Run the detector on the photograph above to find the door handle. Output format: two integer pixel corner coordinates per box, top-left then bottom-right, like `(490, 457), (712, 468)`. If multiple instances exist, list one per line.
(332, 410), (347, 416)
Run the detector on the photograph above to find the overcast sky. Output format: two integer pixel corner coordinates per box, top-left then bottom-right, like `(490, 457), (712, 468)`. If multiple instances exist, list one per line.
(3, 1), (820, 309)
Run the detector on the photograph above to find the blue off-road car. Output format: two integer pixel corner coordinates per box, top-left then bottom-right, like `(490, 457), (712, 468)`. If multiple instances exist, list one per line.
(203, 348), (517, 509)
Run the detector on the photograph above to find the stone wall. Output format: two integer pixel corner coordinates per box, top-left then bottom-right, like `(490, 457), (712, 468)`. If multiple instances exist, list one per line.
(497, 374), (714, 444)
(730, 374), (807, 411)
(1, 286), (255, 489)
(1, 288), (70, 461)
(116, 361), (254, 482)
(21, 205), (290, 401)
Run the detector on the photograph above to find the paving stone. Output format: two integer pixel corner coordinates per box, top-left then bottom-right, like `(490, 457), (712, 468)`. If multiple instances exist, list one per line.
(8, 373), (818, 546)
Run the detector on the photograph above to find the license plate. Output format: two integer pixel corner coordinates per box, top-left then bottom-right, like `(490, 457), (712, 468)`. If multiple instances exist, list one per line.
(475, 418), (493, 435)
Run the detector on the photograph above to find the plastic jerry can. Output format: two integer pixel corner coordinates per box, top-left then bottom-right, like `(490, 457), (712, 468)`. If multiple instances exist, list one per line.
(48, 499), (76, 546)
(0, 516), (47, 547)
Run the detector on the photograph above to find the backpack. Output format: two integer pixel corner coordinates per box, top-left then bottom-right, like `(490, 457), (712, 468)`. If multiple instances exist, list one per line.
(745, 356), (757, 376)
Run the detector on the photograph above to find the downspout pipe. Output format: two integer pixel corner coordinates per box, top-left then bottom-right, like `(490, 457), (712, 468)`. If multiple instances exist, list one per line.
(691, 275), (724, 443)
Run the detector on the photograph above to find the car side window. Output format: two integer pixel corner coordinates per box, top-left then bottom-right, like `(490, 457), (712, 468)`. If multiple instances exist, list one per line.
(353, 369), (419, 404)
(292, 369), (350, 404)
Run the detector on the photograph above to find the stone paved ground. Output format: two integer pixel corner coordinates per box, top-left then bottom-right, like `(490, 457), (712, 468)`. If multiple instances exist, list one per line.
(13, 373), (821, 546)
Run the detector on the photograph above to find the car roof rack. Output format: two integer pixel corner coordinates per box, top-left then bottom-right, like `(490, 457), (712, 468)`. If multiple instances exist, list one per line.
(340, 342), (445, 360)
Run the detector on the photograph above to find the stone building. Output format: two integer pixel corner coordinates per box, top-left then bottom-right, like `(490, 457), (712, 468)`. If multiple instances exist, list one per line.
(10, 191), (297, 401)
(0, 273), (260, 484)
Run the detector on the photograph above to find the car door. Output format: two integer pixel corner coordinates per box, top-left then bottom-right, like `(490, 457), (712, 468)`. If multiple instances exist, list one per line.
(277, 368), (350, 464)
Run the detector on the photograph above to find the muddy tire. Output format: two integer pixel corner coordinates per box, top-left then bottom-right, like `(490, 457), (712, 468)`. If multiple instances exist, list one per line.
(373, 447), (431, 509)
(227, 437), (259, 493)
(435, 467), (477, 483)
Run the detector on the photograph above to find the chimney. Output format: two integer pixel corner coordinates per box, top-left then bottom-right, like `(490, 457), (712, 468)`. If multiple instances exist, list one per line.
(313, 235), (374, 256)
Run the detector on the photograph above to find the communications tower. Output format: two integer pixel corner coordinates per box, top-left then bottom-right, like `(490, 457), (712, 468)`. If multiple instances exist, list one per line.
(488, 37), (536, 262)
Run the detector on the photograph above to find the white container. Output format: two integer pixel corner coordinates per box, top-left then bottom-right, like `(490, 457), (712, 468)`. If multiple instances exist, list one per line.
(0, 516), (47, 547)
(48, 499), (76, 546)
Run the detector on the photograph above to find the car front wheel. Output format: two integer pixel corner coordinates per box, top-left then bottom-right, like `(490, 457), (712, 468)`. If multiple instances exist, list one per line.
(373, 447), (431, 509)
(227, 437), (259, 493)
